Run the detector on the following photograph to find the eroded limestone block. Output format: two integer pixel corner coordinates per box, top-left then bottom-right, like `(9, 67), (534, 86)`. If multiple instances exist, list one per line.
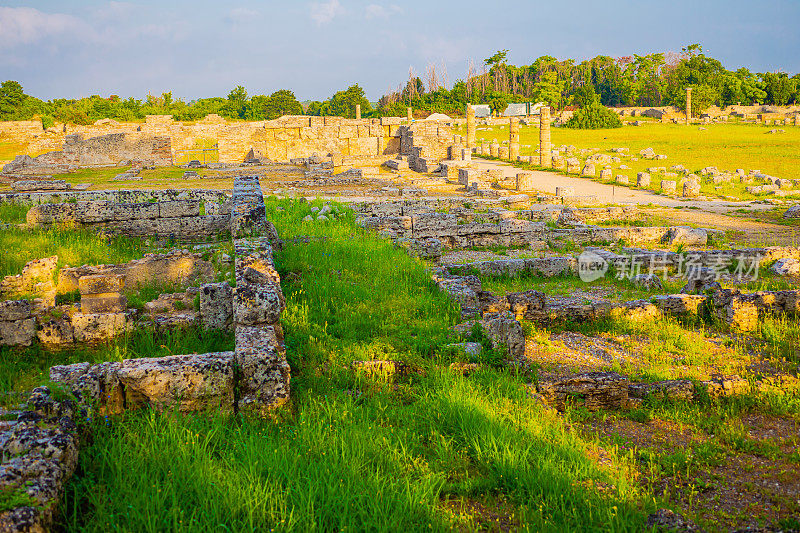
(480, 311), (524, 359)
(116, 352), (235, 412)
(0, 318), (36, 346)
(537, 371), (630, 411)
(36, 318), (74, 345)
(71, 312), (129, 343)
(80, 294), (127, 314)
(200, 282), (233, 330)
(629, 380), (694, 402)
(506, 290), (546, 321)
(664, 226), (708, 246)
(78, 274), (126, 295)
(0, 388), (79, 533)
(235, 326), (291, 414)
(0, 299), (31, 321)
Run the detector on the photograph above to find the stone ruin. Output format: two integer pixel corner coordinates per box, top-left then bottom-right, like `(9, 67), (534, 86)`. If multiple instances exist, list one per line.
(0, 175), (290, 531)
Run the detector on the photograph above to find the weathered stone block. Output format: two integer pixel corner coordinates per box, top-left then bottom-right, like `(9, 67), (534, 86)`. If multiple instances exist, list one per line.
(537, 371), (629, 411)
(235, 325), (291, 413)
(200, 282), (233, 330)
(80, 294), (127, 314)
(159, 200), (201, 218)
(0, 318), (36, 346)
(78, 274), (126, 295)
(0, 299), (32, 321)
(71, 312), (129, 342)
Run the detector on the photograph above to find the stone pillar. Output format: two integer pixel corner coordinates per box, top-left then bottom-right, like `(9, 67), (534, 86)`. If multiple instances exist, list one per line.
(490, 140), (500, 158)
(686, 87), (692, 124)
(509, 118), (520, 161)
(466, 104), (476, 148)
(407, 107), (413, 123)
(355, 104), (361, 120)
(539, 106), (551, 167)
(516, 172), (535, 191)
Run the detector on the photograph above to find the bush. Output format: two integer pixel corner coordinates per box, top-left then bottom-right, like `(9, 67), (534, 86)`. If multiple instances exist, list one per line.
(39, 115), (55, 130)
(564, 102), (622, 129)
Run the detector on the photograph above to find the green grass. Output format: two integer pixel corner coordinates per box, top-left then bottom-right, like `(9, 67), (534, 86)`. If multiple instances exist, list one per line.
(479, 271), (683, 304)
(60, 369), (654, 532)
(0, 203), (29, 224)
(0, 225), (144, 278)
(0, 326), (234, 404)
(462, 122), (800, 200)
(268, 197), (462, 370)
(55, 199), (661, 531)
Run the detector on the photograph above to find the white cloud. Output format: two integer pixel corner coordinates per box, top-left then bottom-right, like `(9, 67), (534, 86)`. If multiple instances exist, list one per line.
(365, 4), (401, 19)
(309, 0), (342, 26)
(227, 7), (259, 24)
(0, 7), (88, 49)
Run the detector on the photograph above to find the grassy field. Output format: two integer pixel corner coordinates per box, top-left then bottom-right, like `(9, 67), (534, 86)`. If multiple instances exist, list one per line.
(462, 122), (800, 201)
(0, 199), (797, 530)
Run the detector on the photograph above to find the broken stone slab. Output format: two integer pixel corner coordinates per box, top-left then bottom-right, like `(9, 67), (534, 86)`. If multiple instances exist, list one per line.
(536, 371), (630, 411)
(652, 294), (707, 316)
(36, 317), (74, 345)
(771, 258), (800, 276)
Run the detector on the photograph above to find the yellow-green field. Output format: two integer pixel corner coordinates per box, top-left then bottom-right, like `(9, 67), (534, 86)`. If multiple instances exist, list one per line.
(461, 122), (800, 200)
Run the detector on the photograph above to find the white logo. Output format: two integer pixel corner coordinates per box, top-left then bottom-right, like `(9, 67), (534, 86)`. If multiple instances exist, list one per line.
(578, 251), (608, 282)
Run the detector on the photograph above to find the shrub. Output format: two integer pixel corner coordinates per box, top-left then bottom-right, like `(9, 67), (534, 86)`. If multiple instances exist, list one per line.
(564, 102), (622, 129)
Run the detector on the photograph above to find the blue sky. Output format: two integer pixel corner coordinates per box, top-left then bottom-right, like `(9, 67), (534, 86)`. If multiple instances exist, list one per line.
(1, 0), (798, 102)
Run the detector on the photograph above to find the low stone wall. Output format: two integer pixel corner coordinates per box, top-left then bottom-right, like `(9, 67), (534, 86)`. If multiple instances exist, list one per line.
(57, 250), (214, 293)
(2, 132), (172, 175)
(50, 352), (236, 414)
(0, 388), (80, 532)
(231, 175), (290, 414)
(26, 199), (231, 240)
(0, 299), (36, 346)
(0, 188), (229, 206)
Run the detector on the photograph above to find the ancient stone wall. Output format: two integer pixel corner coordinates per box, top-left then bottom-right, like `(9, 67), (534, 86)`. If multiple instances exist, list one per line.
(2, 132), (172, 175)
(25, 197), (232, 241)
(0, 188), (229, 205)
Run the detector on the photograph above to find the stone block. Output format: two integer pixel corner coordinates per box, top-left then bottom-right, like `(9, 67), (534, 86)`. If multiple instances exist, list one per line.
(113, 202), (159, 221)
(37, 318), (74, 345)
(235, 325), (291, 413)
(159, 200), (201, 218)
(0, 299), (32, 321)
(200, 282), (233, 330)
(537, 371), (629, 411)
(661, 180), (677, 193)
(637, 172), (651, 187)
(0, 318), (36, 346)
(71, 312), (129, 343)
(480, 311), (524, 359)
(75, 201), (115, 223)
(78, 274), (126, 295)
(516, 172), (535, 191)
(80, 294), (127, 314)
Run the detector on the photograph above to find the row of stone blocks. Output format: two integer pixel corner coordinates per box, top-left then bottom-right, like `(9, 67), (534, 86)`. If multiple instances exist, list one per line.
(0, 188), (230, 206)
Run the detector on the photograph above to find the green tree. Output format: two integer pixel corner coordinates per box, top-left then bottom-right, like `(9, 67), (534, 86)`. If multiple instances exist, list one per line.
(0, 80), (26, 119)
(327, 85), (371, 118)
(762, 72), (796, 105)
(223, 85), (249, 119)
(571, 84), (599, 108)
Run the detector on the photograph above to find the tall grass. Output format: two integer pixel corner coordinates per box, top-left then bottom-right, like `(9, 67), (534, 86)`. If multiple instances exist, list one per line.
(0, 226), (143, 278)
(61, 370), (653, 532)
(0, 326), (233, 404)
(267, 198), (461, 371)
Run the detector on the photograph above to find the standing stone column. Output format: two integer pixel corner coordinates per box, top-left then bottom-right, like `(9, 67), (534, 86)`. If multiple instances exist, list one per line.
(686, 87), (692, 124)
(509, 118), (520, 161)
(355, 104), (361, 120)
(407, 107), (413, 123)
(466, 104), (476, 148)
(539, 106), (552, 168)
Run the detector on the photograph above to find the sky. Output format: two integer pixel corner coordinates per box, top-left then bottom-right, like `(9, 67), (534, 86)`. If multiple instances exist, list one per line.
(1, 0), (799, 102)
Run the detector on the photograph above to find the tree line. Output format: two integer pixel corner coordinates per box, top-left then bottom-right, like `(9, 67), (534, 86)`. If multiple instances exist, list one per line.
(1, 44), (797, 126)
